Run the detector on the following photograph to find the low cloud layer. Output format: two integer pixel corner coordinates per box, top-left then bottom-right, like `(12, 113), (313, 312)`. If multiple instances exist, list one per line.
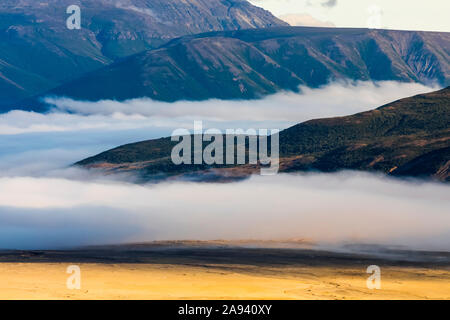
(0, 81), (436, 136)
(0, 81), (437, 178)
(0, 172), (448, 250)
(0, 80), (447, 251)
(46, 81), (436, 122)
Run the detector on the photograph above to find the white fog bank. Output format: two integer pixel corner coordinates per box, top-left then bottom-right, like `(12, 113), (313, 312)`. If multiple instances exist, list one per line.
(0, 81), (437, 135)
(0, 172), (448, 250)
(0, 80), (446, 251)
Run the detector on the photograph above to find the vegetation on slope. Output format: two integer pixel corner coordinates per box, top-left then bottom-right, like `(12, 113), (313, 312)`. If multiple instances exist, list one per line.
(77, 87), (450, 182)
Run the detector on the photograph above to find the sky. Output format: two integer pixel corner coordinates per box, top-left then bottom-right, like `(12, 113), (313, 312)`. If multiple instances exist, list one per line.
(249, 0), (450, 32)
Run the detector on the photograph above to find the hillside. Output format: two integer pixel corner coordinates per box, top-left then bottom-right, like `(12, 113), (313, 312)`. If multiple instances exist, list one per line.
(0, 0), (286, 111)
(25, 27), (450, 110)
(76, 87), (450, 182)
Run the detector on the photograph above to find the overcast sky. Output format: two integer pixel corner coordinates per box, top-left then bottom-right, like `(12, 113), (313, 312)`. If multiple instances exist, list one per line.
(249, 0), (450, 32)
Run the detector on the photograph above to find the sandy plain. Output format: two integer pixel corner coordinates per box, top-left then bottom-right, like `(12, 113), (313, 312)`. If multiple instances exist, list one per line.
(0, 241), (449, 300)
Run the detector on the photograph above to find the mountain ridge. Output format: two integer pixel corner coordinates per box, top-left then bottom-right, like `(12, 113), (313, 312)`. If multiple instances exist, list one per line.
(0, 0), (286, 111)
(76, 86), (450, 182)
(21, 26), (450, 112)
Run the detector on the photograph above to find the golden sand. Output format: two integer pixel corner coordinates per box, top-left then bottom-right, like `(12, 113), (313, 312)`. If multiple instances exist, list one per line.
(1, 263), (449, 300)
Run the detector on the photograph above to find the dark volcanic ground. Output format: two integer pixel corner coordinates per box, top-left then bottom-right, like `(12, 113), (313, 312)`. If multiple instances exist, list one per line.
(1, 241), (449, 269)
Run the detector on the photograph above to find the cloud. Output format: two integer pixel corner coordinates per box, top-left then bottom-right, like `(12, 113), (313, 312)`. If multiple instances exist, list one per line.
(1, 81), (430, 136)
(44, 81), (439, 121)
(306, 0), (338, 8)
(321, 0), (337, 7)
(0, 128), (171, 178)
(0, 172), (448, 250)
(280, 13), (335, 27)
(0, 80), (446, 251)
(0, 110), (162, 135)
(0, 81), (437, 178)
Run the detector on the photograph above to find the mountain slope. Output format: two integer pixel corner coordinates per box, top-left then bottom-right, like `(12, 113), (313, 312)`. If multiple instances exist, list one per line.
(32, 27), (450, 109)
(0, 0), (286, 111)
(279, 87), (450, 180)
(77, 87), (450, 182)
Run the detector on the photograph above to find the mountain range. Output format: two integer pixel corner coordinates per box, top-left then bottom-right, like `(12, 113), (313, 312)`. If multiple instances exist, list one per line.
(19, 26), (450, 112)
(77, 87), (450, 182)
(2, 0), (450, 112)
(0, 0), (286, 111)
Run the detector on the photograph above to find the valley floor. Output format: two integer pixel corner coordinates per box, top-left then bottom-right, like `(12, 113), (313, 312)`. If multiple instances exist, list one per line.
(0, 243), (449, 300)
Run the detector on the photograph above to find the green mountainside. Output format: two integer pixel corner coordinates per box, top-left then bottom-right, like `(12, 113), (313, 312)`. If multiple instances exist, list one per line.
(76, 87), (450, 182)
(0, 0), (286, 111)
(33, 27), (450, 109)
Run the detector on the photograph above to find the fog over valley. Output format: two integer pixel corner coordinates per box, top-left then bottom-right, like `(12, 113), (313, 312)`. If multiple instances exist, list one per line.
(0, 81), (448, 250)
